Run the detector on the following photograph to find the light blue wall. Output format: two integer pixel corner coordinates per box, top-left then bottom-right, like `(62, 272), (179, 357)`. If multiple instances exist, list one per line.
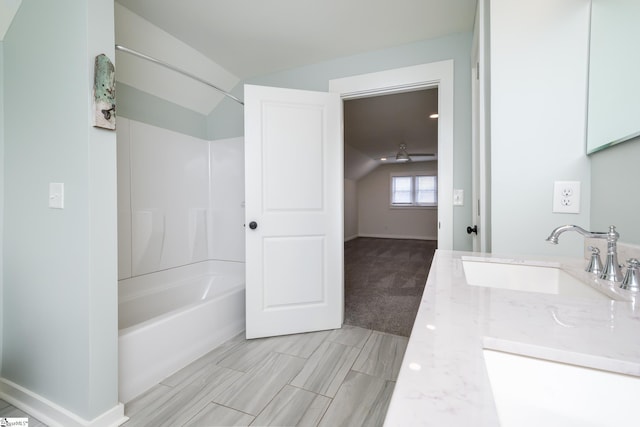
(490, 0), (591, 257)
(3, 0), (118, 420)
(207, 33), (474, 250)
(0, 42), (4, 372)
(590, 137), (640, 245)
(117, 82), (208, 139)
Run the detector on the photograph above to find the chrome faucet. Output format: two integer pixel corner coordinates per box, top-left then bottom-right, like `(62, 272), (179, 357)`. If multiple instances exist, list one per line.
(545, 225), (624, 282)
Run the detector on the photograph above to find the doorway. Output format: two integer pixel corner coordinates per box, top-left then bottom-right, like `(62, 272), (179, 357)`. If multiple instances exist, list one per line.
(342, 88), (439, 336)
(243, 61), (454, 339)
(330, 61), (453, 336)
(330, 61), (454, 249)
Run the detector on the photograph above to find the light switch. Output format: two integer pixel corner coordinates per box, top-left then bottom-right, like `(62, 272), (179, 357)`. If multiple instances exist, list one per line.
(453, 189), (464, 206)
(49, 183), (64, 209)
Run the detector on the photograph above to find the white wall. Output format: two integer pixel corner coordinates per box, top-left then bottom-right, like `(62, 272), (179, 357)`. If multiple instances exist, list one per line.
(117, 118), (133, 279)
(117, 119), (245, 281)
(128, 120), (209, 276)
(344, 179), (358, 241)
(490, 0), (591, 256)
(209, 137), (245, 262)
(357, 162), (438, 240)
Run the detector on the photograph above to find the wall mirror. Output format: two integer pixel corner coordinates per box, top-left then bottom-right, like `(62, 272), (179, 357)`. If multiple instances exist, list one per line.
(587, 0), (640, 154)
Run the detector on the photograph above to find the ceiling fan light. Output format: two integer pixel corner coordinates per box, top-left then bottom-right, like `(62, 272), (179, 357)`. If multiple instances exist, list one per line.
(396, 143), (411, 162)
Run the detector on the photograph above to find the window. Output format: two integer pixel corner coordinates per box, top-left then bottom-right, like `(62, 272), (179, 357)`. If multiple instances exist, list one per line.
(391, 174), (437, 207)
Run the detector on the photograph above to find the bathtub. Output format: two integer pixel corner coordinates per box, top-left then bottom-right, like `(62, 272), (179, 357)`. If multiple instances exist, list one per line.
(118, 260), (245, 403)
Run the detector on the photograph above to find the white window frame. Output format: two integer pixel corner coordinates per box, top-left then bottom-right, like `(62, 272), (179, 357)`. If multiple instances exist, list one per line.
(390, 172), (438, 208)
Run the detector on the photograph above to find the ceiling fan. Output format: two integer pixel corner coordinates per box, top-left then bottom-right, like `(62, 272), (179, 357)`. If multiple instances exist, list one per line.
(394, 143), (436, 162)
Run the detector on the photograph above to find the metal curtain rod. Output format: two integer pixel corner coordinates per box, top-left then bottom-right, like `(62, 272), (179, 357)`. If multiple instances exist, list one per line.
(115, 44), (244, 106)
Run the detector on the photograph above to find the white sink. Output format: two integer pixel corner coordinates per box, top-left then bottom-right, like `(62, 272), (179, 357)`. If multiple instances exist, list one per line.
(483, 348), (640, 427)
(462, 258), (609, 300)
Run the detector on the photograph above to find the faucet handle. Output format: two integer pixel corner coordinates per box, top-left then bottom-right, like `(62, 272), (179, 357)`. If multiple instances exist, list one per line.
(620, 259), (640, 292)
(586, 246), (603, 274)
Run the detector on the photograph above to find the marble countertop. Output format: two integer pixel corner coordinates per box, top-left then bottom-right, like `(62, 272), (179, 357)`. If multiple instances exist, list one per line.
(384, 250), (640, 426)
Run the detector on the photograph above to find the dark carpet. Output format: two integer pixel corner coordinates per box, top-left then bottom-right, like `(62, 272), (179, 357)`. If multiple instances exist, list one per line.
(344, 237), (437, 337)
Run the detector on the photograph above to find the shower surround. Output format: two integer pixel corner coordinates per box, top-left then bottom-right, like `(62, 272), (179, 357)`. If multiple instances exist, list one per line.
(116, 117), (245, 401)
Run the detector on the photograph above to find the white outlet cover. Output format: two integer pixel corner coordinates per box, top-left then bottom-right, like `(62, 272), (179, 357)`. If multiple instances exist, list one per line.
(49, 182), (64, 209)
(553, 181), (580, 214)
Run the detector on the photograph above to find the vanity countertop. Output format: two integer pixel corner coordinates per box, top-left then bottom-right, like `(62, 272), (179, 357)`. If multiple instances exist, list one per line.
(383, 249), (640, 426)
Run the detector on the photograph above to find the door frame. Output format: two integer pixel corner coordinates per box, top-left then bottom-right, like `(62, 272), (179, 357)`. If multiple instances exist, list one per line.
(329, 61), (454, 250)
(471, 0), (491, 253)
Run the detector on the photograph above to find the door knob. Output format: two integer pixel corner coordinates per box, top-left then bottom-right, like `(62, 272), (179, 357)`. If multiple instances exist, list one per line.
(249, 221), (258, 230)
(467, 225), (478, 235)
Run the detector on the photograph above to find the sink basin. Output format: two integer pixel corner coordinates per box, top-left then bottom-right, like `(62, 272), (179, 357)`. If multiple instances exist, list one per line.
(483, 348), (640, 427)
(462, 258), (609, 300)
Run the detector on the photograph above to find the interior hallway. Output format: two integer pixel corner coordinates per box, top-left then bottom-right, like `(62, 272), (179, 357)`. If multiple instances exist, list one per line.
(344, 238), (437, 337)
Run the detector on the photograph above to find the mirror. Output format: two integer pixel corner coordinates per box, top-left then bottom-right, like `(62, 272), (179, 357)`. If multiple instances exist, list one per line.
(587, 0), (640, 153)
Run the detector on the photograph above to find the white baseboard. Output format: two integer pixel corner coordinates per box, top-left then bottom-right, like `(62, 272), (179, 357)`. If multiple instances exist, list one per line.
(344, 234), (359, 242)
(357, 233), (437, 241)
(0, 378), (127, 427)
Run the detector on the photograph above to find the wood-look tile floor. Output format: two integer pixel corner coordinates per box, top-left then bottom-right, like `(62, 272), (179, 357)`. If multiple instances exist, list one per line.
(0, 399), (48, 426)
(123, 325), (408, 427)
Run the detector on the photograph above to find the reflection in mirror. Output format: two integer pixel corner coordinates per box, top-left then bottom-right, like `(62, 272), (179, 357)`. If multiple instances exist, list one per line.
(587, 0), (640, 153)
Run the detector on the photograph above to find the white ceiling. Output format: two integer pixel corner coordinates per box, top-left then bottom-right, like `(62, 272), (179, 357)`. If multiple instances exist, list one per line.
(113, 0), (475, 178)
(3, 1), (472, 176)
(115, 0), (477, 79)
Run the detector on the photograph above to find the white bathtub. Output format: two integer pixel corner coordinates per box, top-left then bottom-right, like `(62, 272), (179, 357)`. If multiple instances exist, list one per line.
(118, 260), (245, 403)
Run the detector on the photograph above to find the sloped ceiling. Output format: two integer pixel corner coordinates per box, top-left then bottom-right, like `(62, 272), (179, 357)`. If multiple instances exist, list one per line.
(116, 0), (476, 79)
(0, 0), (23, 40)
(344, 88), (439, 180)
(114, 0), (476, 115)
(115, 3), (240, 115)
(113, 0), (471, 180)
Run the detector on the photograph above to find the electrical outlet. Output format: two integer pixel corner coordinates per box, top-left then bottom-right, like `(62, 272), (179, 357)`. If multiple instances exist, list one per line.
(553, 181), (580, 214)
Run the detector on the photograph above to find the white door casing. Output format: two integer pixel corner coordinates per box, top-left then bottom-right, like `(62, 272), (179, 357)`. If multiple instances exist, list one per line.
(471, 16), (482, 252)
(329, 61), (454, 250)
(472, 0), (491, 253)
(244, 84), (343, 339)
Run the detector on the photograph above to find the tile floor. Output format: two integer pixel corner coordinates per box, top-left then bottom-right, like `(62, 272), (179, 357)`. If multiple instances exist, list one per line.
(0, 399), (47, 426)
(123, 325), (408, 426)
(0, 327), (411, 427)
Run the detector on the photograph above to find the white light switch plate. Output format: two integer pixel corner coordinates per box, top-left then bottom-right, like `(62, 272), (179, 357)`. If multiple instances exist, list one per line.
(49, 183), (64, 209)
(453, 189), (464, 206)
(553, 181), (580, 214)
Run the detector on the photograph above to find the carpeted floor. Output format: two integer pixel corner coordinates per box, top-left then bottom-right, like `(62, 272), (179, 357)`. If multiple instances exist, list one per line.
(344, 237), (437, 337)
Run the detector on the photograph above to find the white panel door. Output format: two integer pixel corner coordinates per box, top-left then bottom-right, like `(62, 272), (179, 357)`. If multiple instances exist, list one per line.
(244, 84), (343, 339)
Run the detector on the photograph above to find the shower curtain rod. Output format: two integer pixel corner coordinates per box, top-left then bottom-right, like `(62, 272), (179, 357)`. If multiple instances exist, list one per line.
(115, 44), (244, 106)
